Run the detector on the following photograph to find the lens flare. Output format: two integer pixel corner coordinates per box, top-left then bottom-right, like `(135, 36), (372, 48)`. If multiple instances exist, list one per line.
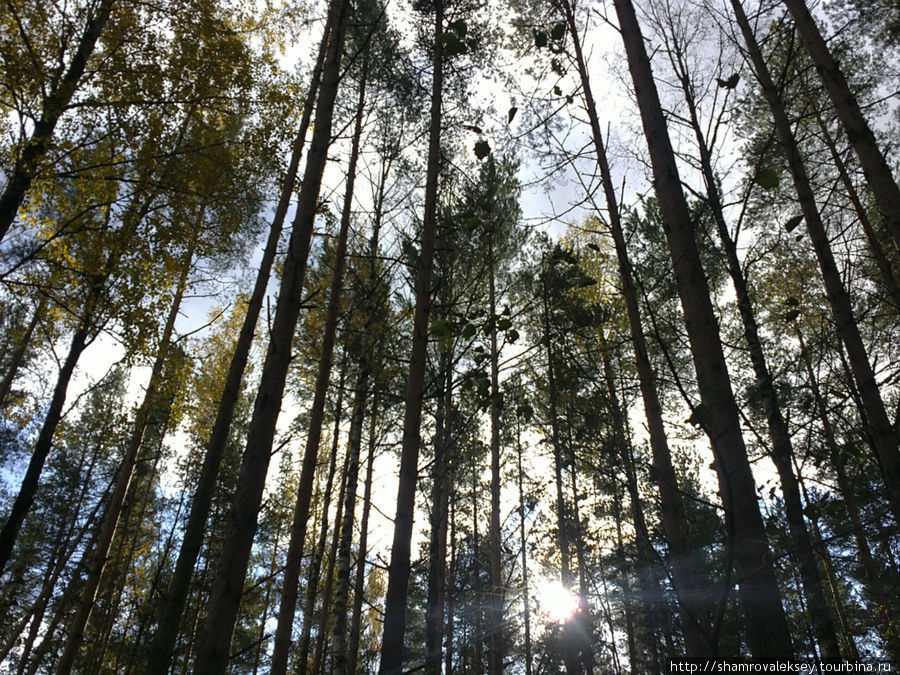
(535, 578), (581, 624)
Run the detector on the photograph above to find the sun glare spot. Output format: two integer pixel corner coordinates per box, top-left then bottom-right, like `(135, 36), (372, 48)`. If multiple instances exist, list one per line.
(535, 578), (581, 624)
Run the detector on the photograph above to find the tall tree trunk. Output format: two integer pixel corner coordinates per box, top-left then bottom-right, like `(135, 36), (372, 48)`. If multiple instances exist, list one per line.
(310, 442), (351, 675)
(813, 111), (900, 307)
(730, 0), (900, 526)
(540, 269), (578, 675)
(780, 0), (900, 251)
(560, 0), (714, 655)
(0, 297), (44, 411)
(55, 225), (199, 675)
(295, 375), (346, 674)
(191, 1), (350, 670)
(613, 0), (794, 656)
(487, 244), (504, 675)
(425, 353), (452, 675)
(347, 395), (379, 675)
(144, 7), (333, 670)
(796, 330), (900, 661)
(666, 36), (841, 658)
(515, 416), (533, 675)
(271, 47), (367, 675)
(0, 0), (116, 243)
(377, 0), (444, 670)
(0, 280), (103, 575)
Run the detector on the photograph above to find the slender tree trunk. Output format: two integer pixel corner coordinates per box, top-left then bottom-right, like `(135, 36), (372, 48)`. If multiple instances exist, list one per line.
(311, 443), (351, 675)
(0, 284), (101, 575)
(377, 1), (444, 670)
(425, 354), (452, 675)
(731, 0), (900, 526)
(296, 376), (346, 673)
(613, 0), (793, 656)
(144, 8), (333, 671)
(796, 330), (900, 661)
(813, 112), (900, 307)
(55, 227), (198, 675)
(191, 1), (350, 670)
(793, 453), (862, 662)
(540, 271), (578, 675)
(780, 0), (900, 250)
(487, 244), (504, 675)
(271, 46), (366, 675)
(347, 395), (379, 675)
(0, 0), (116, 243)
(515, 417), (533, 675)
(445, 498), (456, 675)
(560, 0), (714, 655)
(0, 298), (44, 410)
(666, 39), (842, 658)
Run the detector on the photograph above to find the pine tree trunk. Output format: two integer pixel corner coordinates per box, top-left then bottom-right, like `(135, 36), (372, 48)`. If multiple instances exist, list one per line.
(296, 377), (346, 673)
(487, 245), (504, 675)
(0, 284), (101, 575)
(812, 110), (900, 307)
(347, 395), (379, 675)
(613, 0), (794, 656)
(191, 1), (350, 669)
(0, 298), (44, 411)
(780, 0), (900, 251)
(425, 354), (452, 675)
(55, 226), (198, 675)
(144, 7), (333, 670)
(560, 0), (714, 655)
(669, 42), (842, 658)
(730, 0), (900, 526)
(271, 47), (366, 675)
(0, 0), (116, 243)
(377, 0), (444, 670)
(515, 417), (533, 675)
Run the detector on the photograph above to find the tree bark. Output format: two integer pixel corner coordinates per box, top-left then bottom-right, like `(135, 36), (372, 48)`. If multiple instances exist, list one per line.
(730, 0), (900, 526)
(666, 34), (841, 658)
(780, 0), (900, 251)
(0, 0), (116, 243)
(487, 242), (504, 675)
(270, 44), (365, 675)
(560, 0), (714, 655)
(377, 0), (444, 670)
(613, 0), (794, 656)
(144, 7), (333, 670)
(190, 0), (350, 670)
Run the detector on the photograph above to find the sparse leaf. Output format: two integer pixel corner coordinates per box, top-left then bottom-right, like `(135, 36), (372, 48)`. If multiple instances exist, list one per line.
(474, 140), (491, 159)
(754, 167), (780, 189)
(784, 214), (803, 232)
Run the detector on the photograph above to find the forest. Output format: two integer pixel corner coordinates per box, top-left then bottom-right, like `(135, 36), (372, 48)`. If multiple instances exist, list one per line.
(0, 0), (898, 672)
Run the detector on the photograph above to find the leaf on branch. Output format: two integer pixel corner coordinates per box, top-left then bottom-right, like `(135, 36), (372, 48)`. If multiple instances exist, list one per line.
(716, 73), (740, 89)
(431, 319), (455, 337)
(439, 32), (468, 56)
(782, 308), (801, 323)
(754, 167), (780, 189)
(534, 30), (548, 48)
(550, 22), (566, 41)
(474, 140), (491, 159)
(447, 18), (467, 37)
(463, 124), (483, 134)
(508, 106), (518, 123)
(784, 214), (803, 232)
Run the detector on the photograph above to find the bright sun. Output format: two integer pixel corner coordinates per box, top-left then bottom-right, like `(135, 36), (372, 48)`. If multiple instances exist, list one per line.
(535, 578), (582, 624)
